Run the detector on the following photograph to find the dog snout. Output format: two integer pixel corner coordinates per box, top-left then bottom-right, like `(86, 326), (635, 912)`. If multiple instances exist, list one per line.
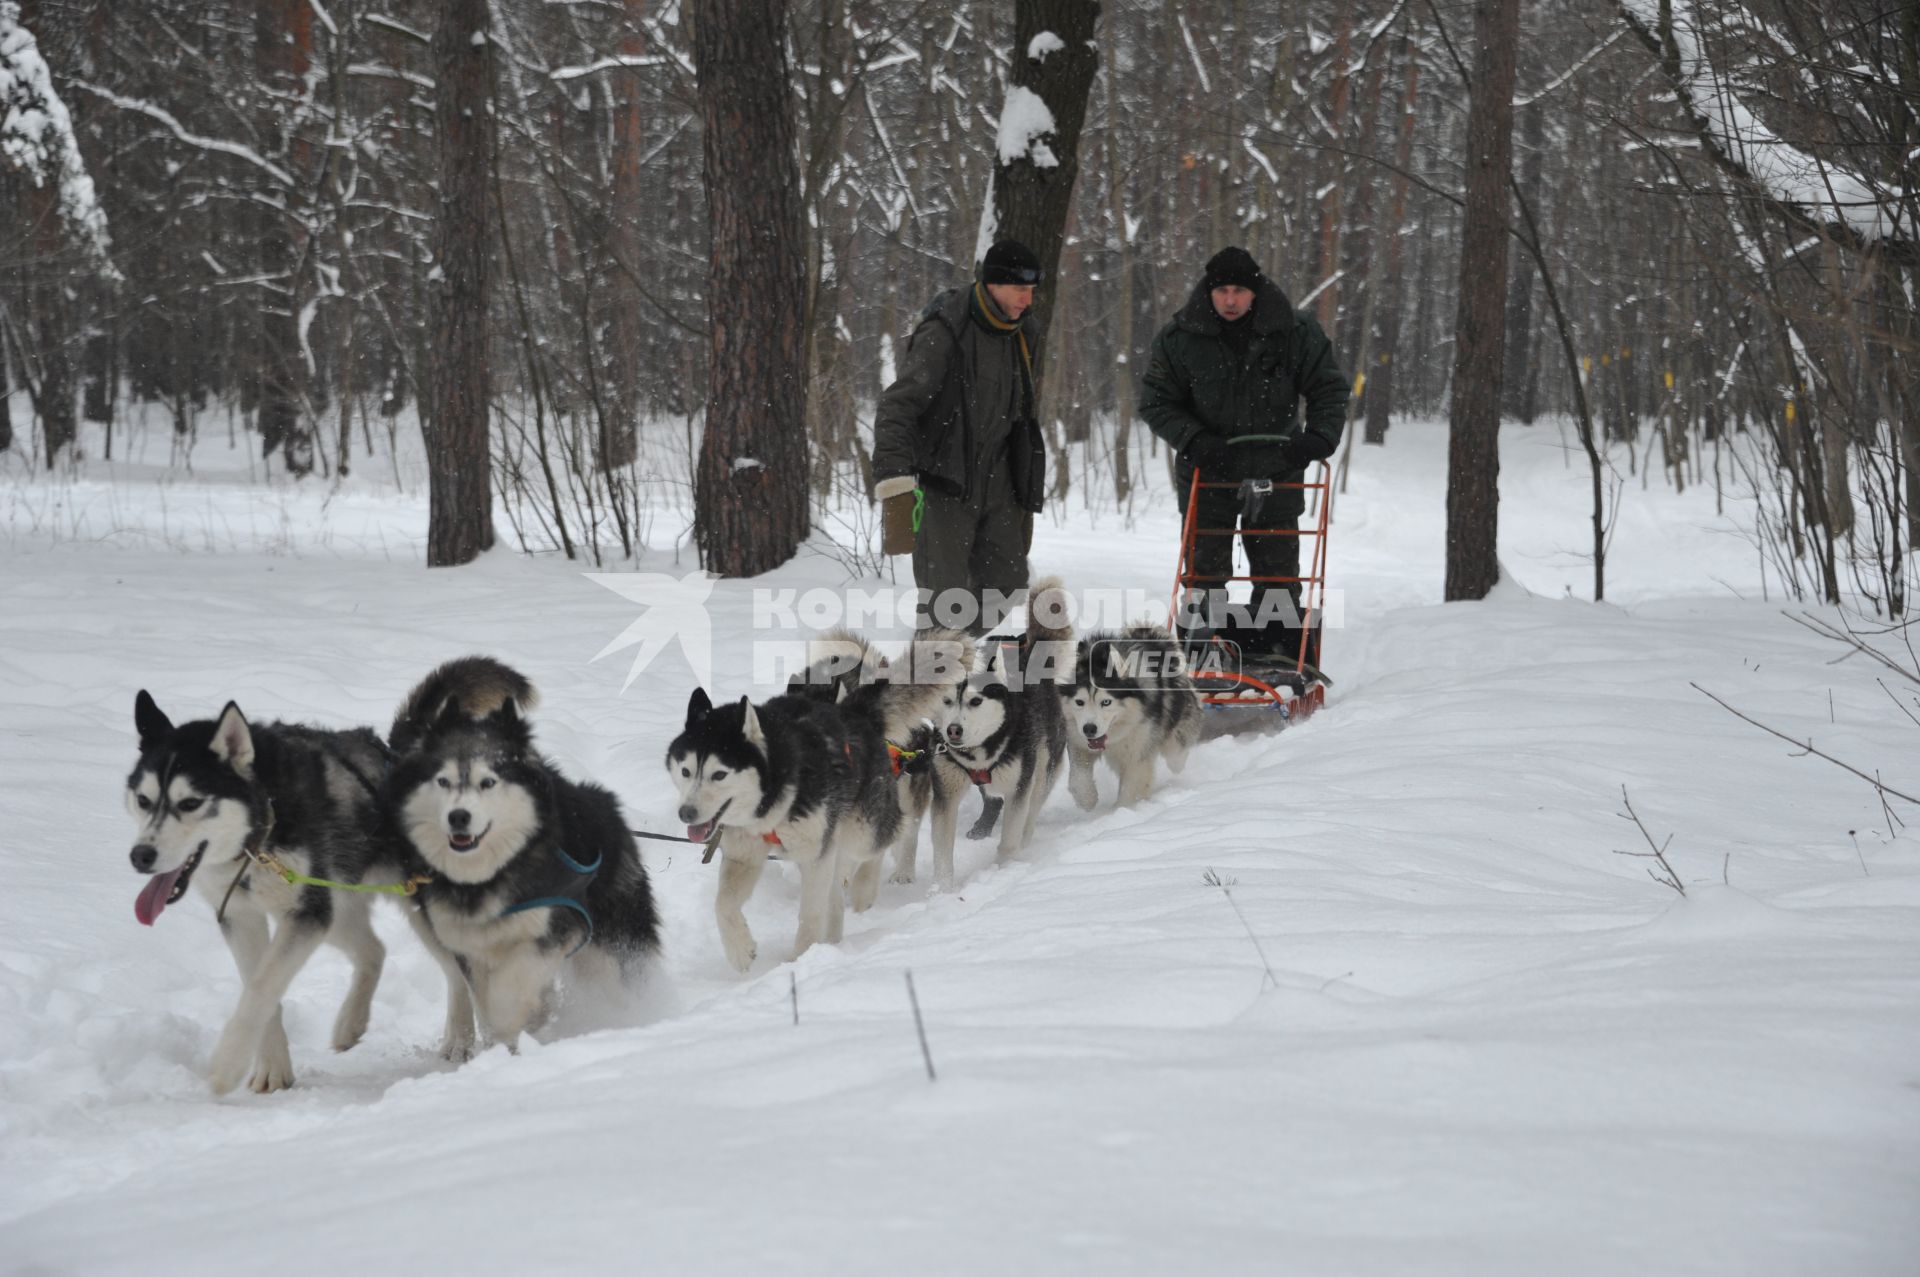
(447, 808), (472, 832)
(130, 844), (158, 872)
(677, 804), (697, 824)
(1081, 722), (1099, 737)
(944, 722), (964, 741)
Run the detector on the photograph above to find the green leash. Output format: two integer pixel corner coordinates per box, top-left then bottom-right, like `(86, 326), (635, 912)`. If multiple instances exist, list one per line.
(910, 487), (925, 533)
(216, 800), (431, 923)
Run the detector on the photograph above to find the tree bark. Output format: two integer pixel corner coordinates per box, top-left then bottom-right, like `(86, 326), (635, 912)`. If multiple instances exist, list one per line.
(425, 0), (495, 567)
(254, 0), (314, 475)
(692, 0), (810, 578)
(986, 0), (1100, 380)
(1365, 33), (1420, 446)
(601, 0), (649, 471)
(1444, 0), (1522, 601)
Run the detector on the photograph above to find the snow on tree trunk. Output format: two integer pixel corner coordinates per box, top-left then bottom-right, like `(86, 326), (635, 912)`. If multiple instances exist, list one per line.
(0, 0), (113, 271)
(982, 0), (1100, 382)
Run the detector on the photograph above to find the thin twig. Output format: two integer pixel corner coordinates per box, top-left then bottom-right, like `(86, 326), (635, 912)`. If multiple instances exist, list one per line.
(1203, 868), (1280, 991)
(1785, 611), (1920, 689)
(790, 971), (798, 1027)
(1877, 678), (1920, 728)
(1849, 830), (1871, 877)
(1614, 786), (1685, 897)
(1691, 683), (1920, 806)
(904, 970), (936, 1082)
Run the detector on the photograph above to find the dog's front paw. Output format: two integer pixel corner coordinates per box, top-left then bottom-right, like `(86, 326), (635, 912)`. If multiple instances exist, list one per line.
(248, 1051), (295, 1094)
(1067, 772), (1098, 810)
(889, 865), (915, 885)
(330, 1006), (371, 1054)
(720, 926), (757, 974)
(207, 1031), (261, 1097)
(439, 1022), (476, 1064)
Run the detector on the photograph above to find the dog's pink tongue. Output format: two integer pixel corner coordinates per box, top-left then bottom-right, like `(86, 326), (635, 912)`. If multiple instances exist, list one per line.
(687, 820), (715, 842)
(135, 868), (183, 926)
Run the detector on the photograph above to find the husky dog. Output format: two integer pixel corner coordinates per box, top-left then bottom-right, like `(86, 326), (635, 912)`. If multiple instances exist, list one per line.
(668, 688), (855, 972)
(785, 628), (973, 909)
(1064, 624), (1203, 810)
(389, 658), (660, 1054)
(124, 691), (406, 1095)
(918, 577), (1073, 889)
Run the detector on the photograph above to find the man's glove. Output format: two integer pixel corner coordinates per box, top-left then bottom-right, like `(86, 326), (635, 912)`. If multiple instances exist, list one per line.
(1282, 432), (1337, 469)
(1229, 441), (1289, 480)
(875, 474), (919, 556)
(1181, 434), (1234, 476)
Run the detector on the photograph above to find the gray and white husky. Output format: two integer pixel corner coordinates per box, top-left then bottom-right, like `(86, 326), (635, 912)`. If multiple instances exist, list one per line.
(667, 629), (968, 972)
(1064, 624), (1203, 810)
(388, 658), (660, 1055)
(911, 577), (1073, 890)
(124, 691), (412, 1095)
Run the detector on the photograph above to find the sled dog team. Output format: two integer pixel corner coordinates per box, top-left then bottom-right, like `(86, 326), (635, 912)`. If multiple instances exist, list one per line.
(122, 577), (1202, 1094)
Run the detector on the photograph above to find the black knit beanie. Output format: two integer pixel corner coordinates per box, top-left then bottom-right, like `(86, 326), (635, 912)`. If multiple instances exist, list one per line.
(1204, 246), (1263, 292)
(981, 239), (1043, 285)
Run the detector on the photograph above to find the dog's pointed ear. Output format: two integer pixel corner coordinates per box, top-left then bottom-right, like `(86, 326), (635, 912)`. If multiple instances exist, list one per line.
(209, 702), (255, 776)
(686, 686), (713, 727)
(134, 690), (172, 746)
(740, 697), (765, 750)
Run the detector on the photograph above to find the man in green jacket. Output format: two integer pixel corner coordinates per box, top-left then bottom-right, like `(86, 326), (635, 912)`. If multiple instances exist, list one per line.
(872, 239), (1046, 635)
(1139, 246), (1348, 662)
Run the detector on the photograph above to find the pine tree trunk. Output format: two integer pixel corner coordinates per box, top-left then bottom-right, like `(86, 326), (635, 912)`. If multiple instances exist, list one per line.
(425, 0), (495, 567)
(691, 0), (809, 578)
(1444, 0), (1521, 601)
(255, 0), (313, 475)
(1365, 44), (1419, 446)
(987, 0), (1100, 379)
(601, 0), (648, 471)
(1500, 104), (1543, 423)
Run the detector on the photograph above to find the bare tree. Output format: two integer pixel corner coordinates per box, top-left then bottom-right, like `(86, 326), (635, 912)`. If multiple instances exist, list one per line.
(1444, 0), (1521, 601)
(425, 0), (495, 567)
(691, 0), (810, 577)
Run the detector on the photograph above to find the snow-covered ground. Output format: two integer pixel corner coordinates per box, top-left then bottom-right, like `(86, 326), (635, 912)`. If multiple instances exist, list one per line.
(2, 409), (1916, 1274)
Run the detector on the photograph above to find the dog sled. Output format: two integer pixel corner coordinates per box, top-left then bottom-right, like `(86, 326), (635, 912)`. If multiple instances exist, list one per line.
(1169, 444), (1332, 722)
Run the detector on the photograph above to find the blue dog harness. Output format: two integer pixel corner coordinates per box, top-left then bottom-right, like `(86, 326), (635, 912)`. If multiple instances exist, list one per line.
(501, 844), (602, 957)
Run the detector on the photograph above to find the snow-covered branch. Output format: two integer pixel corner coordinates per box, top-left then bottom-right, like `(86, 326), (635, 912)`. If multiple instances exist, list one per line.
(1617, 0), (1916, 266)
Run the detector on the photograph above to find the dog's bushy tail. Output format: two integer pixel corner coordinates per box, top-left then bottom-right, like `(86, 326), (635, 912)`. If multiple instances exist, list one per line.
(390, 656), (538, 754)
(790, 628), (886, 700)
(1026, 575), (1073, 645)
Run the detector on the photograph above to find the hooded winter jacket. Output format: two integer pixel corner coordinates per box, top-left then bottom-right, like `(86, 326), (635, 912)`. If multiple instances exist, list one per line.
(1138, 278), (1348, 464)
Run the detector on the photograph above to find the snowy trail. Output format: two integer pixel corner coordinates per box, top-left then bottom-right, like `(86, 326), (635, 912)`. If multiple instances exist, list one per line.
(3, 420), (1918, 1273)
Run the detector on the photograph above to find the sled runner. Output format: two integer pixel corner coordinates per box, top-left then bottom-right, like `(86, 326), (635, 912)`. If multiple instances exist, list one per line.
(1169, 441), (1332, 721)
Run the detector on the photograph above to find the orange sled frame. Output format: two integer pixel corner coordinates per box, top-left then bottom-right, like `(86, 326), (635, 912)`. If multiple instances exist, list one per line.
(1169, 461), (1332, 721)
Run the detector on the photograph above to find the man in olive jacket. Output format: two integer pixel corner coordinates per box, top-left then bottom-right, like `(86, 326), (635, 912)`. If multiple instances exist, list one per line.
(1139, 246), (1348, 659)
(872, 239), (1045, 634)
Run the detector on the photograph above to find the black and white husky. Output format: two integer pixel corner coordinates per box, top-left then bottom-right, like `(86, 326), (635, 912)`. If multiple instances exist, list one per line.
(124, 691), (410, 1095)
(786, 628), (972, 910)
(1064, 624), (1203, 809)
(388, 658), (660, 1054)
(913, 577), (1073, 890)
(667, 629), (966, 972)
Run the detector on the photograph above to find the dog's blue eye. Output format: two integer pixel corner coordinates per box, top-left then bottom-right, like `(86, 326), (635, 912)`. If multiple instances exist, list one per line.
(176, 797), (203, 813)
(478, 778), (495, 790)
(711, 770), (728, 782)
